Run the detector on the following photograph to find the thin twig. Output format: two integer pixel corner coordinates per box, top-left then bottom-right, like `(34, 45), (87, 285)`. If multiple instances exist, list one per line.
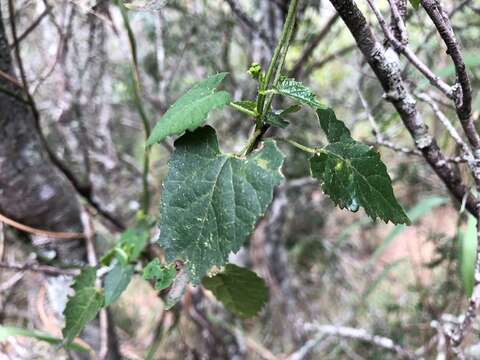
(305, 323), (416, 359)
(0, 212), (84, 240)
(365, 0), (454, 99)
(421, 0), (480, 158)
(0, 261), (80, 276)
(417, 93), (476, 169)
(9, 5), (52, 48)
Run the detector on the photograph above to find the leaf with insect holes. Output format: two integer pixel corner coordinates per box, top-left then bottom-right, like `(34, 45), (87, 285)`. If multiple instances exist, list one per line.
(143, 259), (177, 291)
(62, 267), (103, 344)
(146, 73), (231, 145)
(158, 126), (284, 283)
(310, 109), (410, 225)
(202, 264), (268, 318)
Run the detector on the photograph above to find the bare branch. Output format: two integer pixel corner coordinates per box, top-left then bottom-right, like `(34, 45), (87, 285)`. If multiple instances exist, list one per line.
(421, 0), (480, 155)
(328, 0), (478, 217)
(0, 211), (84, 240)
(304, 323), (416, 359)
(365, 0), (455, 99)
(0, 261), (80, 276)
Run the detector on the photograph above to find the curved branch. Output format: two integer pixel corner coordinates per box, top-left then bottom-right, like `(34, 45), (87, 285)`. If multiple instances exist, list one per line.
(328, 0), (478, 216)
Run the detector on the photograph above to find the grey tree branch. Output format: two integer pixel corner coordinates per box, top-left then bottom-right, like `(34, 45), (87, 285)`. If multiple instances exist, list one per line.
(421, 0), (480, 158)
(0, 261), (80, 276)
(366, 0), (454, 99)
(304, 323), (416, 359)
(328, 0), (478, 217)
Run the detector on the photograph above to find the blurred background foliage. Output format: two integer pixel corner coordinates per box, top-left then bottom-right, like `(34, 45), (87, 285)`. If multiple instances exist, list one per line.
(1, 0), (480, 359)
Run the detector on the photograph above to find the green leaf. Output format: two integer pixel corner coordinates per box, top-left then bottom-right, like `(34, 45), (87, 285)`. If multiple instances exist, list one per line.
(119, 227), (149, 261)
(311, 108), (409, 224)
(273, 77), (325, 109)
(143, 259), (177, 290)
(146, 73), (231, 145)
(316, 108), (352, 143)
(101, 227), (149, 266)
(104, 263), (135, 306)
(458, 215), (477, 297)
(279, 104), (301, 115)
(232, 100), (257, 112)
(310, 141), (409, 224)
(409, 0), (420, 10)
(62, 268), (104, 344)
(71, 267), (96, 291)
(264, 111), (289, 129)
(0, 326), (89, 352)
(158, 126), (284, 283)
(202, 264), (268, 318)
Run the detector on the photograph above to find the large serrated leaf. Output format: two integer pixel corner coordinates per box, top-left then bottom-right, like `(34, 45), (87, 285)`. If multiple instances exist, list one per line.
(311, 108), (409, 224)
(273, 77), (325, 109)
(158, 126), (284, 283)
(104, 263), (134, 306)
(310, 141), (410, 224)
(146, 73), (231, 145)
(202, 264), (268, 318)
(62, 268), (103, 344)
(458, 215), (477, 297)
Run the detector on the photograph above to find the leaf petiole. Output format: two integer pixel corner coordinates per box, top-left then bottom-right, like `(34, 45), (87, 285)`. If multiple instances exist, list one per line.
(229, 102), (257, 118)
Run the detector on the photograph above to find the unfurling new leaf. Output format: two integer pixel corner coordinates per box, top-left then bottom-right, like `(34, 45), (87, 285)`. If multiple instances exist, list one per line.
(158, 126), (284, 283)
(146, 73), (231, 146)
(202, 264), (268, 318)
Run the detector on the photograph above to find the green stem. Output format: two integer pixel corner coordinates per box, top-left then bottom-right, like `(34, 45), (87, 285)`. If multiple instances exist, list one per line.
(256, 0), (299, 118)
(263, 2), (298, 113)
(117, 0), (151, 214)
(280, 138), (317, 154)
(229, 102), (257, 117)
(242, 0), (299, 156)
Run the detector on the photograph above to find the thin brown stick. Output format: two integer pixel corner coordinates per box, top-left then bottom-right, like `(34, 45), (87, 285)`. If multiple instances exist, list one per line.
(0, 69), (23, 88)
(9, 5), (52, 48)
(0, 212), (84, 239)
(0, 261), (80, 276)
